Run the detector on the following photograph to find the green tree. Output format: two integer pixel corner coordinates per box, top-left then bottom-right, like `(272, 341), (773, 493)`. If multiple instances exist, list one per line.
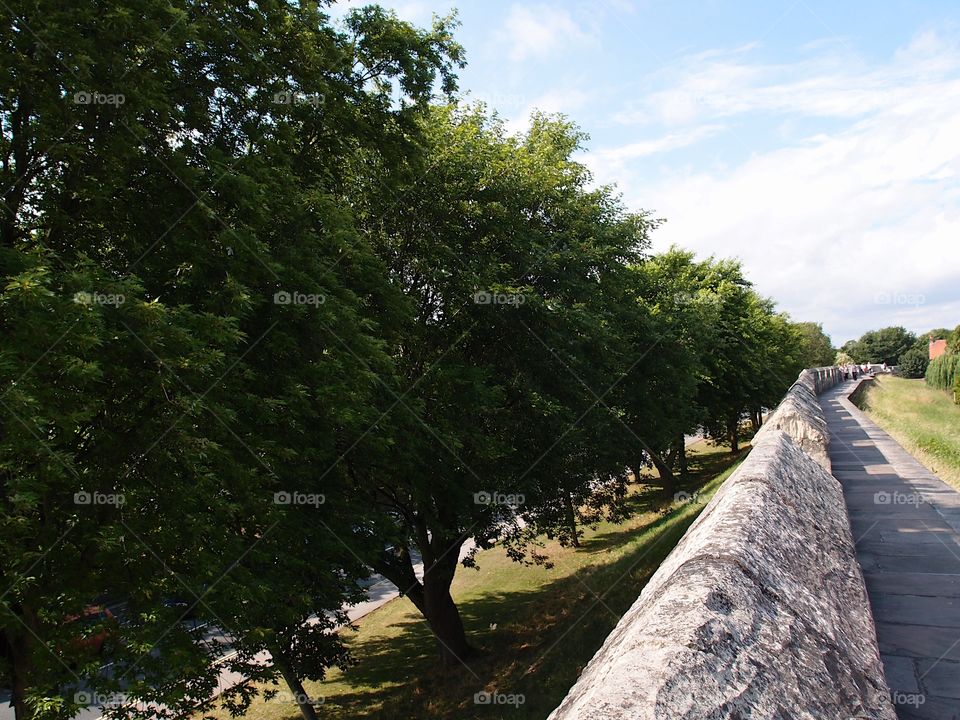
(949, 324), (960, 354)
(925, 328), (951, 343)
(835, 350), (856, 366)
(347, 105), (650, 663)
(687, 260), (804, 452)
(841, 339), (864, 362)
(926, 354), (960, 391)
(847, 327), (917, 365)
(0, 1), (463, 718)
(899, 347), (930, 378)
(793, 322), (835, 368)
(691, 260), (762, 452)
(616, 248), (713, 494)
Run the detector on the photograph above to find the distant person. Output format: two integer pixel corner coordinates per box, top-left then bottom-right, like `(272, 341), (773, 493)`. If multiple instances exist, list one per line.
(852, 366), (859, 380)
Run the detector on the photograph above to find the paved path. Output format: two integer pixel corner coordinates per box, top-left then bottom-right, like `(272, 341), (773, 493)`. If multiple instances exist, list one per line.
(824, 380), (960, 720)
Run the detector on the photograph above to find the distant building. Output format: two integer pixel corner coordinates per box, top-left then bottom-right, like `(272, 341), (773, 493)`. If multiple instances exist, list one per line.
(930, 337), (948, 360)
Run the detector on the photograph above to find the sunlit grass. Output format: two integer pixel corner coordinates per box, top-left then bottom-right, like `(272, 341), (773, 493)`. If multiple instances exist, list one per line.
(854, 375), (960, 490)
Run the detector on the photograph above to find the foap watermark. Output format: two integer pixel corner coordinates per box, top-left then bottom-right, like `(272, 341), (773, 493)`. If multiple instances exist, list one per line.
(73, 91), (125, 106)
(269, 690), (324, 707)
(473, 690), (525, 707)
(473, 290), (525, 306)
(471, 91), (529, 112)
(473, 491), (525, 506)
(874, 291), (925, 307)
(74, 491), (125, 507)
(874, 491), (926, 507)
(672, 290), (720, 307)
(273, 90), (324, 108)
(274, 491), (325, 507)
(273, 290), (325, 307)
(890, 690), (925, 708)
(75, 691), (126, 708)
(673, 490), (705, 505)
(74, 291), (125, 306)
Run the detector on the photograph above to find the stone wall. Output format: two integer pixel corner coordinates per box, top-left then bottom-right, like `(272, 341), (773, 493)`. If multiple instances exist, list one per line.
(547, 368), (894, 720)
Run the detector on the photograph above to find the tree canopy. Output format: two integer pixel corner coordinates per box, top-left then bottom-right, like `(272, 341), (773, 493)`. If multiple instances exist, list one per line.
(842, 326), (917, 365)
(0, 4), (816, 719)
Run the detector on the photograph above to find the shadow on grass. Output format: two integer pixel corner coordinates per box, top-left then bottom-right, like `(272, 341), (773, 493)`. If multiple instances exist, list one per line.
(315, 453), (746, 720)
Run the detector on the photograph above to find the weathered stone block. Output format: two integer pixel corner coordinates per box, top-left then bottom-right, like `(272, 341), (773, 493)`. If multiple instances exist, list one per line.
(547, 431), (894, 720)
(753, 380), (831, 471)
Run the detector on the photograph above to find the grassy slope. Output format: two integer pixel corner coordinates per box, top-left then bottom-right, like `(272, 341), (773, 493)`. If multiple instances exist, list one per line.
(203, 443), (745, 720)
(854, 375), (960, 490)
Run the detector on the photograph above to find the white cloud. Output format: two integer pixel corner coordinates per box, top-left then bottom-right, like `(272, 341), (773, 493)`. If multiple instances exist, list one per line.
(502, 87), (591, 134)
(499, 4), (595, 62)
(588, 33), (960, 343)
(614, 37), (960, 129)
(588, 125), (724, 163)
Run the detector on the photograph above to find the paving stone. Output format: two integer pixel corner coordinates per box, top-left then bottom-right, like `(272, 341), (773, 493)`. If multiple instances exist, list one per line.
(846, 508), (939, 522)
(850, 519), (955, 536)
(824, 381), (960, 720)
(858, 551), (960, 574)
(916, 659), (960, 700)
(882, 654), (920, 693)
(875, 622), (960, 660)
(894, 696), (960, 720)
(870, 593), (960, 628)
(865, 572), (960, 598)
(860, 541), (960, 559)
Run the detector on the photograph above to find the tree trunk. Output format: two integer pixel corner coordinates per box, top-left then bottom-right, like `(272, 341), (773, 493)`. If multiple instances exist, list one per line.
(728, 415), (739, 453)
(749, 409), (760, 433)
(12, 665), (29, 720)
(677, 435), (688, 478)
(273, 652), (319, 720)
(563, 491), (580, 548)
(373, 537), (473, 666)
(648, 450), (676, 496)
(8, 630), (32, 720)
(421, 570), (472, 666)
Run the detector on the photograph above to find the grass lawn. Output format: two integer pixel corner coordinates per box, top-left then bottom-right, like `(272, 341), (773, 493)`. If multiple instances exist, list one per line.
(853, 375), (960, 490)
(201, 441), (746, 720)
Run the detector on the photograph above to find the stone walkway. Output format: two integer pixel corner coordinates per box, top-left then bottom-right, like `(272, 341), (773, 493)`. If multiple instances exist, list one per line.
(823, 380), (960, 720)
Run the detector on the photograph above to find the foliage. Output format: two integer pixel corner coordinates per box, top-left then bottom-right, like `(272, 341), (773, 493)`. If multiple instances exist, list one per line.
(346, 104), (652, 662)
(927, 353), (960, 392)
(617, 248), (715, 491)
(899, 347), (929, 378)
(950, 324), (960, 354)
(690, 260), (804, 452)
(200, 444), (743, 720)
(835, 350), (855, 366)
(843, 326), (917, 365)
(793, 322), (835, 368)
(0, 1), (814, 716)
(0, 1), (462, 719)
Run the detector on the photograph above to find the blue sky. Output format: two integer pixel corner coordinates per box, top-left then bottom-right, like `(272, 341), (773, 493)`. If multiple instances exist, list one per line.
(335, 0), (960, 345)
